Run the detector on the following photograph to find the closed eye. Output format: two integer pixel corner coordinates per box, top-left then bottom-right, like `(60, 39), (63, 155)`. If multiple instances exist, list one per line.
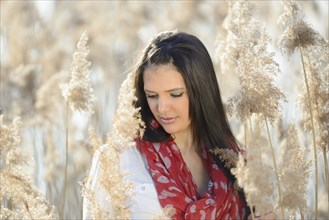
(171, 92), (183, 97)
(146, 94), (157, 98)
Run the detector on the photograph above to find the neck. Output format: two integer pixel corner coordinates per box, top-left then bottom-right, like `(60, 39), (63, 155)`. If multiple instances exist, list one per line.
(173, 130), (195, 154)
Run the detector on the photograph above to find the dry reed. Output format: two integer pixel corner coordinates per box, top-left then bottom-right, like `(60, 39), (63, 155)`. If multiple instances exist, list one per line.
(83, 72), (142, 218)
(232, 120), (276, 216)
(279, 123), (311, 218)
(60, 32), (95, 219)
(88, 126), (103, 154)
(0, 116), (56, 219)
(60, 32), (96, 113)
(279, 0), (329, 217)
(210, 148), (239, 171)
(218, 0), (285, 217)
(109, 72), (145, 152)
(35, 70), (68, 126)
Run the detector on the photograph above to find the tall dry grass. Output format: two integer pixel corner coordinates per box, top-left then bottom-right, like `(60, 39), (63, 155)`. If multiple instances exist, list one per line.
(218, 0), (285, 217)
(0, 0), (328, 219)
(278, 1), (329, 218)
(0, 116), (55, 219)
(60, 31), (95, 219)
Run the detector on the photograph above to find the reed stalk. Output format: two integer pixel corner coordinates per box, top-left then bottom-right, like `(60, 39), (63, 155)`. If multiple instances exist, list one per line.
(248, 117), (252, 134)
(298, 44), (318, 219)
(300, 207), (304, 220)
(323, 148), (329, 210)
(314, 92), (329, 207)
(315, 100), (329, 210)
(60, 103), (69, 219)
(244, 121), (248, 149)
(250, 200), (255, 220)
(265, 117), (284, 219)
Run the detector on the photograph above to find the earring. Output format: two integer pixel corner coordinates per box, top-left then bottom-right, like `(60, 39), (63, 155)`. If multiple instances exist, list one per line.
(150, 118), (159, 129)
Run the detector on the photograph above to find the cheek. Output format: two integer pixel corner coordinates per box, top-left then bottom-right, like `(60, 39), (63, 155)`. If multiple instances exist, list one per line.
(182, 98), (189, 117)
(147, 99), (157, 113)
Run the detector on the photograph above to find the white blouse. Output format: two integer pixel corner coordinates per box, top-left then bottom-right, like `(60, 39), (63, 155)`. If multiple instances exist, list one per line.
(82, 145), (165, 219)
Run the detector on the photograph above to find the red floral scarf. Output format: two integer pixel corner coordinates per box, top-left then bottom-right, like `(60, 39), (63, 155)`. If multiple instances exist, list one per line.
(137, 139), (247, 220)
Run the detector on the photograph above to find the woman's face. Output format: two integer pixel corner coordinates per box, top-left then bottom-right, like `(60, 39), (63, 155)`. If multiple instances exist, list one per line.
(143, 64), (191, 138)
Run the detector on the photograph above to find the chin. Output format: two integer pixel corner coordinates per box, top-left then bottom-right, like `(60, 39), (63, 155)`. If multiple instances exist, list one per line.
(161, 123), (190, 135)
(162, 126), (178, 135)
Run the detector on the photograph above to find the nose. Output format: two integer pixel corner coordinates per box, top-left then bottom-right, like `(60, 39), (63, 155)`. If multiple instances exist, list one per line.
(157, 97), (170, 114)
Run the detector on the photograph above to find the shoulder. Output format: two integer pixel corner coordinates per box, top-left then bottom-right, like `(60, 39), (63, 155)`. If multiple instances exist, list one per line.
(88, 143), (152, 182)
(83, 143), (165, 219)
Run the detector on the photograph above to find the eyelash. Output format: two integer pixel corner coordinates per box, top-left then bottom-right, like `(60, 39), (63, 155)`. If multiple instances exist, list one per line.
(146, 93), (184, 98)
(146, 94), (156, 98)
(171, 93), (183, 97)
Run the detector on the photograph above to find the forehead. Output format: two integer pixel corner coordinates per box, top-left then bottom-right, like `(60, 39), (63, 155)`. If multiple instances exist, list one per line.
(143, 64), (186, 90)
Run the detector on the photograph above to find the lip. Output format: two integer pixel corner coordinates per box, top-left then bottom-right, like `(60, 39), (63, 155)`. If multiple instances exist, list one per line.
(159, 117), (176, 124)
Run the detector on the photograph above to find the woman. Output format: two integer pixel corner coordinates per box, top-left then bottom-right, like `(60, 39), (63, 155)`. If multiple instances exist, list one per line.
(84, 31), (263, 219)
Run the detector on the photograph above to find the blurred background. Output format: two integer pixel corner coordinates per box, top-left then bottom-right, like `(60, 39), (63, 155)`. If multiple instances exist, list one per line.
(0, 0), (328, 219)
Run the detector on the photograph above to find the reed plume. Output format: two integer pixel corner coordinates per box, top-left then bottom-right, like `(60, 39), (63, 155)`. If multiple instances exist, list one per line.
(216, 0), (254, 75)
(98, 144), (135, 219)
(102, 72), (144, 217)
(84, 71), (145, 218)
(232, 120), (276, 215)
(223, 19), (284, 123)
(88, 126), (103, 154)
(81, 182), (112, 219)
(278, 0), (325, 56)
(35, 70), (68, 125)
(60, 32), (96, 219)
(211, 147), (244, 195)
(9, 64), (38, 89)
(278, 0), (329, 217)
(279, 123), (311, 218)
(110, 71), (145, 152)
(0, 116), (56, 219)
(1, 1), (40, 68)
(219, 0), (285, 217)
(60, 31), (96, 113)
(210, 148), (239, 171)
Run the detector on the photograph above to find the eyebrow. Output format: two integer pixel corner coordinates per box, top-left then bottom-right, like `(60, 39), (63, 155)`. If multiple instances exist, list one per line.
(144, 88), (185, 93)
